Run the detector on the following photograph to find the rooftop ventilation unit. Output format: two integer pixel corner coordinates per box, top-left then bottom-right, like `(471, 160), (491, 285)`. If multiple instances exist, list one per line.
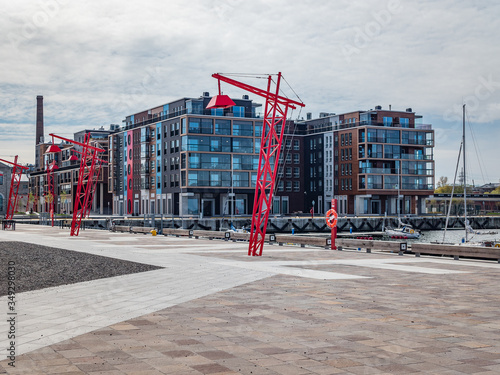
(375, 105), (382, 110)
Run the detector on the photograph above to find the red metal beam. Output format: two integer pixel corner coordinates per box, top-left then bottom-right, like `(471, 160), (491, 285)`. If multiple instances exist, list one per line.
(1, 156), (29, 227)
(209, 73), (305, 256)
(70, 132), (102, 236)
(211, 73), (305, 109)
(46, 160), (56, 227)
(49, 133), (105, 153)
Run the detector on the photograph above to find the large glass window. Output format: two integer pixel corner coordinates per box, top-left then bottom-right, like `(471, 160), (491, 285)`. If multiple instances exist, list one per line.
(367, 175), (383, 189)
(386, 130), (400, 143)
(211, 108), (224, 116)
(188, 118), (213, 134)
(186, 100), (203, 115)
(233, 172), (249, 187)
(233, 106), (245, 117)
(255, 122), (263, 137)
(209, 137), (231, 152)
(215, 119), (231, 135)
(232, 137), (253, 153)
(233, 155), (259, 170)
(188, 197), (198, 214)
(233, 121), (253, 136)
(384, 145), (401, 159)
(188, 170), (209, 186)
(188, 153), (230, 169)
(384, 175), (398, 189)
(367, 144), (383, 158)
(182, 136), (210, 152)
(383, 117), (393, 126)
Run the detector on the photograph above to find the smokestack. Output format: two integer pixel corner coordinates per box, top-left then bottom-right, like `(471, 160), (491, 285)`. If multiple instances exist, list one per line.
(36, 95), (44, 144)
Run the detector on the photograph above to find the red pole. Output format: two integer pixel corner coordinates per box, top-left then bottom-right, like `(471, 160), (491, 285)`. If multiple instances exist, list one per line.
(331, 199), (338, 250)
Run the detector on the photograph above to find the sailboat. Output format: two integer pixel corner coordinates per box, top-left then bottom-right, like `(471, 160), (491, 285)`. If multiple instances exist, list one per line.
(441, 104), (499, 246)
(384, 160), (421, 239)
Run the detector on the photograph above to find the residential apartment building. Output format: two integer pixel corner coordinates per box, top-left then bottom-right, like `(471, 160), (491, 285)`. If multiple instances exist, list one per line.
(27, 93), (434, 219)
(301, 106), (435, 215)
(29, 128), (113, 215)
(109, 93), (269, 217)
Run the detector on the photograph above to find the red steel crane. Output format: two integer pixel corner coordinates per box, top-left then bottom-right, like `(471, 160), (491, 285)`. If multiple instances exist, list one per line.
(70, 148), (108, 218)
(46, 160), (58, 227)
(46, 133), (105, 236)
(0, 156), (29, 228)
(207, 73), (305, 256)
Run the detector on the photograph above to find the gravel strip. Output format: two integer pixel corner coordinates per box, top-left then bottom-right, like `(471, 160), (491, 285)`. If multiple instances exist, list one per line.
(0, 241), (162, 296)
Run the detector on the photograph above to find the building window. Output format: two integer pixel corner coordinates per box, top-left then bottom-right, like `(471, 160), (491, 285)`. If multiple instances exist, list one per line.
(277, 180), (284, 192)
(400, 118), (409, 128)
(341, 134), (344, 146)
(383, 117), (393, 126)
(215, 119), (231, 135)
(233, 106), (245, 117)
(286, 167), (292, 178)
(286, 181), (292, 192)
(293, 154), (300, 164)
(293, 181), (300, 191)
(294, 167), (300, 178)
(349, 133), (352, 145)
(286, 154), (292, 164)
(233, 121), (253, 136)
(293, 140), (299, 150)
(211, 108), (224, 116)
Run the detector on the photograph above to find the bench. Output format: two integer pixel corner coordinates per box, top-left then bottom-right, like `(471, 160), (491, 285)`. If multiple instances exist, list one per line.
(130, 226), (155, 234)
(335, 239), (407, 254)
(163, 228), (191, 237)
(113, 225), (131, 233)
(275, 235), (328, 248)
(412, 243), (500, 262)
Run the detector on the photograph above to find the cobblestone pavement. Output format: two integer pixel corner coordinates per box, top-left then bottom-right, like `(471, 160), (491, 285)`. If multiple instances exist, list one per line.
(2, 225), (500, 374)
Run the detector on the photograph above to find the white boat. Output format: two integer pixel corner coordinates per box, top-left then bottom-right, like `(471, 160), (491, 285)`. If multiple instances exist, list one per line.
(385, 218), (421, 239)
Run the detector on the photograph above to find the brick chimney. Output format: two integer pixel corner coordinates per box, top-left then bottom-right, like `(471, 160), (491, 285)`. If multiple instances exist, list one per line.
(36, 95), (44, 144)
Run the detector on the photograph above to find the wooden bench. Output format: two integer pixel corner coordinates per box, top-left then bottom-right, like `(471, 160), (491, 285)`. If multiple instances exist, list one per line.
(113, 225), (131, 233)
(130, 226), (155, 234)
(163, 228), (191, 237)
(412, 243), (500, 262)
(274, 235), (328, 248)
(335, 239), (407, 254)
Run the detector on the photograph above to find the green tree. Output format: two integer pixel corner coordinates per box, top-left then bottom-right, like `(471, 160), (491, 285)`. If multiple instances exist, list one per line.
(486, 186), (500, 194)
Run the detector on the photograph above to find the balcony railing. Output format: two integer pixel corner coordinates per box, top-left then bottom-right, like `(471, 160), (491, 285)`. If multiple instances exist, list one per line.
(359, 167), (392, 174)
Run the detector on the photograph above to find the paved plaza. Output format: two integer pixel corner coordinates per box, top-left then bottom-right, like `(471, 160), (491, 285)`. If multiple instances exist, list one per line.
(2, 224), (500, 374)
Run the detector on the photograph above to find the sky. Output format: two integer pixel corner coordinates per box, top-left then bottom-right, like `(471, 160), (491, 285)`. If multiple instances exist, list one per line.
(1, 0), (499, 186)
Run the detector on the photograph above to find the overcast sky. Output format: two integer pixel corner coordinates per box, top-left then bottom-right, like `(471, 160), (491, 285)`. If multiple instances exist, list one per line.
(1, 0), (499, 185)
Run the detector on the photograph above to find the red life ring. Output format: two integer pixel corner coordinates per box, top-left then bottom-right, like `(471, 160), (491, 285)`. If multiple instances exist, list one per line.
(326, 209), (338, 228)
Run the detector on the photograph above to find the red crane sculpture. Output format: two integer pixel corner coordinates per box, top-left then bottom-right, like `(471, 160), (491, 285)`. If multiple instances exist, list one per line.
(46, 133), (105, 236)
(0, 156), (29, 228)
(46, 160), (58, 227)
(207, 73), (305, 256)
(70, 148), (108, 218)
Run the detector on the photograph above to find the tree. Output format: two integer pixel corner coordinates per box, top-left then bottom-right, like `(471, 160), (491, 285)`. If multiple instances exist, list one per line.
(486, 186), (500, 194)
(437, 176), (448, 188)
(435, 184), (464, 194)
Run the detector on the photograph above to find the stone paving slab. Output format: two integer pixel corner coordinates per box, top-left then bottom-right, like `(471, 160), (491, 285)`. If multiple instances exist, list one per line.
(1, 225), (500, 374)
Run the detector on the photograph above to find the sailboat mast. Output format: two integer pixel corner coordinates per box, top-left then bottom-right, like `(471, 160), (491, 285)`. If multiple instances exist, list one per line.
(463, 104), (468, 243)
